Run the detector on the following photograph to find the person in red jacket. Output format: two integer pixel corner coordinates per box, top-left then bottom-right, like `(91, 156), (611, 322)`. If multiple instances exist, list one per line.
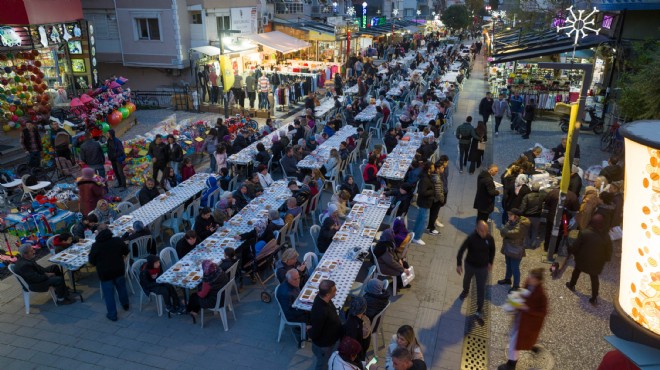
(77, 167), (106, 216)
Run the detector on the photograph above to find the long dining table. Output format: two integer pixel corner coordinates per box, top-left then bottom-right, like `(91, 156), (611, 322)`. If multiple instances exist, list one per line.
(48, 173), (215, 291)
(297, 126), (357, 170)
(377, 132), (424, 181)
(293, 189), (390, 311)
(157, 180), (292, 289)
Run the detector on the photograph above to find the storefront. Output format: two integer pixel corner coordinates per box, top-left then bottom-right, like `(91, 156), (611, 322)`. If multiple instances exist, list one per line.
(0, 21), (93, 130)
(489, 28), (612, 119)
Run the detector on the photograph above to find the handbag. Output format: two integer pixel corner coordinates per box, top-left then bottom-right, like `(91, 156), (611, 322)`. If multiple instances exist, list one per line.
(477, 141), (486, 151)
(502, 241), (523, 259)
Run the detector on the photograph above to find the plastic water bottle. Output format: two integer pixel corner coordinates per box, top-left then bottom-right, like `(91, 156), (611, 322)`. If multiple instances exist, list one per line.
(84, 229), (92, 240)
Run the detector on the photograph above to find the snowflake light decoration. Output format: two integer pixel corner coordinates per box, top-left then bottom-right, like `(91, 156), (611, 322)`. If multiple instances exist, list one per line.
(556, 6), (600, 46)
(417, 10), (421, 15)
(347, 6), (356, 16)
(492, 10), (506, 19)
(392, 8), (399, 16)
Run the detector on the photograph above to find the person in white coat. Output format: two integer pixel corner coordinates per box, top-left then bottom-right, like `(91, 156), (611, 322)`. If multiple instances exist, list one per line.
(257, 164), (274, 188)
(328, 337), (363, 370)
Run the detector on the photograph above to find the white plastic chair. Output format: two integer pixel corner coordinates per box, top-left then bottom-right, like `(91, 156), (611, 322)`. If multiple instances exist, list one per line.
(8, 264), (58, 314)
(46, 235), (56, 254)
(161, 204), (185, 235)
(349, 265), (377, 296)
(170, 232), (185, 250)
(115, 201), (136, 216)
(225, 261), (241, 303)
(159, 247), (179, 271)
(182, 197), (201, 228)
(274, 284), (307, 344)
(371, 301), (391, 352)
(21, 180), (51, 201)
(303, 252), (318, 272)
(206, 188), (222, 208)
(370, 244), (398, 296)
(130, 259), (164, 316)
(228, 176), (239, 192)
(130, 235), (153, 261)
(386, 202), (401, 226)
(309, 225), (323, 258)
(200, 278), (236, 330)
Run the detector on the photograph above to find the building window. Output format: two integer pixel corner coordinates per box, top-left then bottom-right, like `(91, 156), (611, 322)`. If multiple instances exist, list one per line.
(190, 11), (202, 24)
(216, 15), (230, 32)
(135, 18), (161, 40)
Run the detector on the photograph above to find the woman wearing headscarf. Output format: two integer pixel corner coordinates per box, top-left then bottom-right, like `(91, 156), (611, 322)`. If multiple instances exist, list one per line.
(92, 199), (118, 224)
(392, 218), (410, 252)
(122, 220), (156, 255)
(363, 279), (390, 325)
(77, 167), (106, 216)
(373, 229), (411, 288)
(342, 296), (372, 362)
(186, 260), (229, 324)
(511, 174), (531, 211)
(340, 175), (360, 201)
(213, 192), (235, 225)
(233, 183), (252, 212)
(139, 255), (185, 314)
(200, 176), (219, 207)
(317, 204), (341, 253)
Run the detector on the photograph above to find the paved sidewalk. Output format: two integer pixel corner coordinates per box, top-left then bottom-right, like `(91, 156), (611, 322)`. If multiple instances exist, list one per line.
(0, 46), (495, 370)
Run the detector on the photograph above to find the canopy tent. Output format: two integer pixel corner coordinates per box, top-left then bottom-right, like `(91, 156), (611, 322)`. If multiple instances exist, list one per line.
(190, 46), (221, 56)
(491, 29), (612, 64)
(244, 31), (310, 54)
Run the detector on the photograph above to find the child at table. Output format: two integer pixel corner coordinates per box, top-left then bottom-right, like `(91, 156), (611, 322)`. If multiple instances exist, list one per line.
(181, 157), (195, 182)
(139, 255), (185, 315)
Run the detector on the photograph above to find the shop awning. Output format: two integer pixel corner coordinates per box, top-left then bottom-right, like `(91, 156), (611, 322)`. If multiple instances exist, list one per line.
(191, 46), (221, 56)
(244, 31), (310, 54)
(491, 30), (612, 64)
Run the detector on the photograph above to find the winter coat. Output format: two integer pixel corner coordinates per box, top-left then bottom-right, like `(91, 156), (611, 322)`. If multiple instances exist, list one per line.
(491, 99), (510, 118)
(455, 122), (476, 145)
(500, 216), (530, 260)
(80, 139), (105, 166)
(478, 97), (493, 116)
(430, 173), (445, 205)
(88, 229), (129, 281)
(473, 170), (499, 213)
(138, 184), (160, 206)
(569, 173), (582, 196)
(468, 132), (487, 162)
(13, 255), (51, 291)
(139, 255), (164, 293)
(416, 172), (435, 209)
(572, 228), (612, 275)
(599, 165), (623, 183)
(168, 143), (184, 163)
(317, 216), (339, 253)
(511, 184), (531, 211)
(77, 179), (105, 216)
(520, 190), (545, 218)
(576, 188), (601, 230)
(501, 173), (518, 211)
(328, 352), (361, 370)
(147, 141), (168, 164)
(364, 290), (390, 323)
(373, 240), (405, 276)
(515, 284), (547, 350)
(106, 137), (126, 163)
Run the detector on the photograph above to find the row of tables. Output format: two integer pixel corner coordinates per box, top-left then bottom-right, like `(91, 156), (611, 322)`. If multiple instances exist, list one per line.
(49, 173), (214, 282)
(377, 132), (424, 181)
(297, 126), (357, 170)
(227, 123), (288, 166)
(293, 189), (390, 311)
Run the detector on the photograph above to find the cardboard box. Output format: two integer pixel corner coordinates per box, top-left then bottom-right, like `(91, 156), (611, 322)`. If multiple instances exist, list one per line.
(256, 110), (270, 119)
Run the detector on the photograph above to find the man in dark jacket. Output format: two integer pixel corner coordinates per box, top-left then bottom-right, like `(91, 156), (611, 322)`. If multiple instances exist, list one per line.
(599, 155), (623, 183)
(478, 92), (494, 126)
(552, 136), (580, 163)
(281, 147), (303, 180)
(147, 134), (169, 181)
(276, 269), (309, 325)
(232, 130), (249, 153)
(80, 132), (106, 178)
(384, 128), (399, 154)
(138, 178), (161, 206)
(88, 225), (130, 321)
(14, 244), (74, 304)
(194, 207), (219, 241)
(455, 116), (477, 173)
(106, 129), (126, 188)
(473, 165), (500, 222)
(566, 214), (612, 305)
(310, 279), (342, 370)
(363, 278), (390, 326)
(21, 122), (43, 168)
(542, 188), (579, 253)
(457, 220), (495, 317)
(519, 183), (545, 248)
(416, 137), (437, 159)
(166, 134), (184, 180)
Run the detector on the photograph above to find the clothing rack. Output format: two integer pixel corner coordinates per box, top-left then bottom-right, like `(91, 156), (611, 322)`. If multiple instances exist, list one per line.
(262, 70), (318, 77)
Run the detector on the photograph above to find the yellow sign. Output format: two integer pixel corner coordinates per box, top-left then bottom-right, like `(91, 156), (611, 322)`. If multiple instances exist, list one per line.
(220, 55), (234, 93)
(559, 103), (578, 193)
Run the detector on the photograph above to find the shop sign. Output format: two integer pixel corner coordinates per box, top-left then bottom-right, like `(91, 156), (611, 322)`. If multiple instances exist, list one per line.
(231, 7), (257, 35)
(370, 17), (386, 27)
(602, 14), (614, 29)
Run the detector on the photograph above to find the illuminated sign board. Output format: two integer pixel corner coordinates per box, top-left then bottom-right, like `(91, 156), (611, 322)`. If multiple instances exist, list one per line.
(602, 14), (614, 29)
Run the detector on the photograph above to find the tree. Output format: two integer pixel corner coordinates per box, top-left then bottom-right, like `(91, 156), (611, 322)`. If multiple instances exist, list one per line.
(441, 4), (471, 31)
(465, 0), (484, 13)
(618, 41), (660, 120)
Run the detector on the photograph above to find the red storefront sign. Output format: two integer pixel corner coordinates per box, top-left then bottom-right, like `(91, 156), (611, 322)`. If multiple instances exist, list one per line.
(0, 0), (82, 25)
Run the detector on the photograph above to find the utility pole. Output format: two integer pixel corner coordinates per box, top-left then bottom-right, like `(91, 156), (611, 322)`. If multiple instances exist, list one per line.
(537, 62), (594, 262)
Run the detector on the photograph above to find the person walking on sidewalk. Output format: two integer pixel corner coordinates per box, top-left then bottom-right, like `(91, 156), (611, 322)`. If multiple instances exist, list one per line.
(521, 98), (536, 139)
(457, 220), (495, 318)
(497, 208), (530, 292)
(106, 129), (126, 188)
(492, 94), (511, 136)
(509, 91), (524, 124)
(498, 268), (548, 370)
(468, 121), (487, 174)
(473, 164), (500, 222)
(427, 159), (447, 234)
(478, 92), (494, 126)
(565, 214), (612, 306)
(456, 116), (477, 174)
